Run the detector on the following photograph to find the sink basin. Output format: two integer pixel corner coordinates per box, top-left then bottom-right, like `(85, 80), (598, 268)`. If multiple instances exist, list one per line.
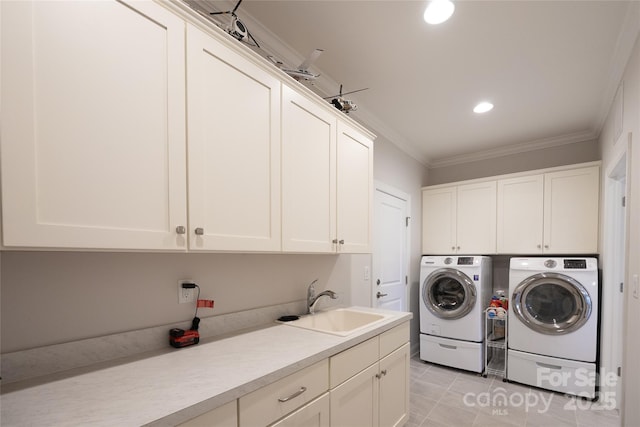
(281, 308), (391, 336)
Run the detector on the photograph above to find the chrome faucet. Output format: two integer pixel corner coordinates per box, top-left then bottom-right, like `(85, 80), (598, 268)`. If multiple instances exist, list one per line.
(307, 279), (338, 314)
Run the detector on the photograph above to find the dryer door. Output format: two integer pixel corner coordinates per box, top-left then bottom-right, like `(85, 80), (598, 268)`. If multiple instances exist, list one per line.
(422, 268), (477, 319)
(512, 272), (592, 335)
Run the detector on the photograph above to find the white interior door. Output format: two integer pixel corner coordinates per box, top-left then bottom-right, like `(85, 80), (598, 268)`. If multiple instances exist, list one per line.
(373, 185), (409, 311)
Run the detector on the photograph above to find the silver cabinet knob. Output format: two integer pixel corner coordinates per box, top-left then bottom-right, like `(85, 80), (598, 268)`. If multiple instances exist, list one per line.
(457, 246), (460, 250)
(544, 245), (549, 249)
(332, 239), (338, 244)
(195, 227), (205, 236)
(339, 239), (345, 245)
(175, 226), (186, 235)
(537, 244), (542, 249)
(451, 246), (456, 250)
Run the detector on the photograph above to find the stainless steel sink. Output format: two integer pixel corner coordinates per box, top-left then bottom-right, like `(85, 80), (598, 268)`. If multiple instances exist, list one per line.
(281, 307), (392, 336)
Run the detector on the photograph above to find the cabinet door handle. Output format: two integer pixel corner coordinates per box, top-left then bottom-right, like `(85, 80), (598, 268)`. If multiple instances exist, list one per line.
(451, 246), (456, 250)
(195, 227), (205, 236)
(544, 244), (549, 249)
(332, 239), (338, 244)
(339, 239), (345, 245)
(376, 291), (388, 299)
(537, 244), (541, 249)
(278, 386), (307, 402)
(375, 370), (388, 379)
(376, 279), (381, 286)
(175, 226), (186, 235)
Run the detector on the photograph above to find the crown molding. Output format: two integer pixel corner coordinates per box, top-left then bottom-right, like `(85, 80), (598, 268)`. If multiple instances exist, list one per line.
(427, 130), (598, 169)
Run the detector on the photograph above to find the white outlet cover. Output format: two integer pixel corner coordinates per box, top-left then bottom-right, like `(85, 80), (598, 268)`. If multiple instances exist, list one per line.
(178, 280), (197, 304)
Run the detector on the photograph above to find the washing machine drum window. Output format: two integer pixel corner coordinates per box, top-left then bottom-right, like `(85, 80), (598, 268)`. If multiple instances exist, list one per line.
(512, 273), (592, 335)
(423, 268), (477, 319)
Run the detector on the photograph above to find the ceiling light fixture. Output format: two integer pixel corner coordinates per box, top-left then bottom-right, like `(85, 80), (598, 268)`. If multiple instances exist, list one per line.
(473, 101), (494, 114)
(424, 0), (455, 25)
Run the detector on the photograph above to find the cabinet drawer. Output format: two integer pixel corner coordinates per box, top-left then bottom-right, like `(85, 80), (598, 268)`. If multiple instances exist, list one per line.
(330, 337), (379, 388)
(239, 359), (328, 427)
(379, 322), (409, 358)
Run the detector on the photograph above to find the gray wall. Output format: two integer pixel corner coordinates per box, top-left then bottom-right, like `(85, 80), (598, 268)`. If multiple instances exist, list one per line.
(428, 138), (600, 185)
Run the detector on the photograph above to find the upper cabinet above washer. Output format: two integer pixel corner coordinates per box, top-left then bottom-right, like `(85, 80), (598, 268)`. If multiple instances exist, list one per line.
(422, 163), (600, 256)
(0, 0), (188, 250)
(422, 181), (497, 255)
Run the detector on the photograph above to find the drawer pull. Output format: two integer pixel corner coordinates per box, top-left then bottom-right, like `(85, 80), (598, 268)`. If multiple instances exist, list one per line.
(278, 386), (307, 403)
(439, 344), (457, 350)
(536, 362), (562, 370)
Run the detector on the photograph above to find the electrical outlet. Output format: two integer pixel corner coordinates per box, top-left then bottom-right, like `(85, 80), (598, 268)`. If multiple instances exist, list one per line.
(178, 280), (196, 304)
(633, 274), (639, 299)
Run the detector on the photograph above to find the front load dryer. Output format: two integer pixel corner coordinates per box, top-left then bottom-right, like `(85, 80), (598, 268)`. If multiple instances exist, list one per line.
(419, 255), (492, 373)
(507, 257), (599, 398)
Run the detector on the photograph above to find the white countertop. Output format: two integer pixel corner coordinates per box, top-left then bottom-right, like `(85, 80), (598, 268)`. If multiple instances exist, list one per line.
(0, 307), (411, 426)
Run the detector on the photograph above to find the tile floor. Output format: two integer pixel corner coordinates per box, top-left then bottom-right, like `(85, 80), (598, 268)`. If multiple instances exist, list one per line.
(408, 355), (620, 427)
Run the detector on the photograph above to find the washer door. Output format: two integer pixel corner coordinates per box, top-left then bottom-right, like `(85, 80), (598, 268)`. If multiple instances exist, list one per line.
(512, 272), (592, 335)
(422, 268), (477, 319)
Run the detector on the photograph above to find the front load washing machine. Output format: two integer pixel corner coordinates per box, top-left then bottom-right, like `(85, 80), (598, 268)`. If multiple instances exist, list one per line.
(419, 255), (492, 373)
(507, 257), (599, 398)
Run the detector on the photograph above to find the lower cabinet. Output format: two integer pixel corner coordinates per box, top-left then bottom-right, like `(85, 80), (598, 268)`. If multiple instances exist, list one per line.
(330, 323), (410, 427)
(178, 322), (410, 427)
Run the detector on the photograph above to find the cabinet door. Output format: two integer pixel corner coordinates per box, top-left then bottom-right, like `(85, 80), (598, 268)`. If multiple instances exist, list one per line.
(422, 187), (457, 254)
(282, 85), (337, 252)
(336, 122), (374, 253)
(456, 181), (497, 254)
(330, 363), (379, 427)
(1, 0), (187, 250)
(379, 343), (410, 427)
(496, 175), (544, 253)
(543, 166), (599, 253)
(186, 25), (281, 251)
(270, 393), (330, 427)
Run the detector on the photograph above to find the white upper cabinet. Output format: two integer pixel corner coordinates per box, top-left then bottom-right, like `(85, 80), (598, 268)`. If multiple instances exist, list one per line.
(422, 182), (497, 254)
(282, 86), (373, 253)
(497, 166), (599, 254)
(497, 174), (545, 253)
(543, 166), (600, 253)
(336, 122), (374, 253)
(1, 0), (188, 250)
(281, 85), (337, 253)
(456, 181), (497, 254)
(186, 25), (281, 252)
(1, 1), (374, 253)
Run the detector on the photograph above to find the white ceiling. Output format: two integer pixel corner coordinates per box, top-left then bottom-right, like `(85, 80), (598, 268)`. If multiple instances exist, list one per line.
(191, 1), (637, 167)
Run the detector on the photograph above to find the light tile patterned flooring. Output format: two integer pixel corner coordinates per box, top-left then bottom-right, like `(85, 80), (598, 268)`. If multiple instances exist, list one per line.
(408, 355), (620, 427)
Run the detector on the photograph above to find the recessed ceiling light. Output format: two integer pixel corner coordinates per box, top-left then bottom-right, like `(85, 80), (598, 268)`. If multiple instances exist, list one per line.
(474, 102), (494, 114)
(424, 0), (455, 25)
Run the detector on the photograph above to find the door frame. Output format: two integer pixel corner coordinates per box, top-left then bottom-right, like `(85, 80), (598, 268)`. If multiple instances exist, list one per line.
(601, 132), (631, 409)
(373, 181), (411, 311)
